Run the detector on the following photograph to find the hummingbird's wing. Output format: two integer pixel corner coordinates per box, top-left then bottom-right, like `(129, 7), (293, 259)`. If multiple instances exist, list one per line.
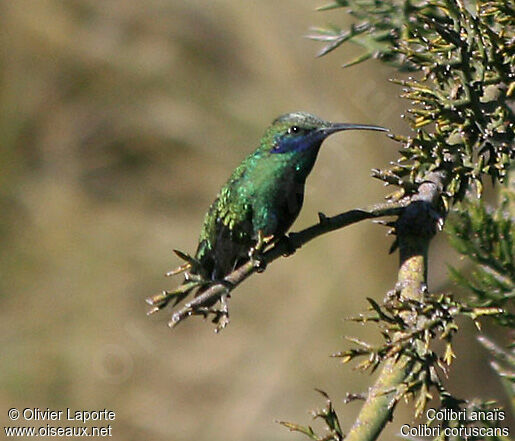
(195, 167), (255, 280)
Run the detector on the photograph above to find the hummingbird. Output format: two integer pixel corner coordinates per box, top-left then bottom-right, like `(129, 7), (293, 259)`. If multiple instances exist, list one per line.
(147, 112), (387, 323)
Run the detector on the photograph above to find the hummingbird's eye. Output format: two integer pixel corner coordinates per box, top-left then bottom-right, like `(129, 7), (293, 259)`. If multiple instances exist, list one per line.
(288, 126), (300, 135)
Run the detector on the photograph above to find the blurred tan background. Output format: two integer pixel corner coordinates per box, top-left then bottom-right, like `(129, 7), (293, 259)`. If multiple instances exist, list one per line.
(0, 1), (508, 440)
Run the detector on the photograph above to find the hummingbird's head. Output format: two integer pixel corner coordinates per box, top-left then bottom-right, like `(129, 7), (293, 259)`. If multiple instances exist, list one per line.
(260, 111), (388, 156)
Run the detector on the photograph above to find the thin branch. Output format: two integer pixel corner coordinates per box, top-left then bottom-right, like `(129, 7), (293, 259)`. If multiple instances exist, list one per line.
(164, 199), (409, 328)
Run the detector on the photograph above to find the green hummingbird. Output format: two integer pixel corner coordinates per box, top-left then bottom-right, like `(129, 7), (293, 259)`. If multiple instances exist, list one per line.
(147, 112), (387, 322)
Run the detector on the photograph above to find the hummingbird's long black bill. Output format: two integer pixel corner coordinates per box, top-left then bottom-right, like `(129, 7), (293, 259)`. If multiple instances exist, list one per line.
(321, 123), (389, 135)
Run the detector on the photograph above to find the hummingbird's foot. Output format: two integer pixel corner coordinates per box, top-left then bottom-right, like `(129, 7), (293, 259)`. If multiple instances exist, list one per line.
(249, 230), (274, 273)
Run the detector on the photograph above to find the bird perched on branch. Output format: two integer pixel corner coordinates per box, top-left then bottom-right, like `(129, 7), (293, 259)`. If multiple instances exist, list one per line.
(147, 111), (387, 328)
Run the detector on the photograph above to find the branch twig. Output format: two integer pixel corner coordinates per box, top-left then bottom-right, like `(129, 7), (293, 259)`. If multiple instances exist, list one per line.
(153, 199), (409, 328)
